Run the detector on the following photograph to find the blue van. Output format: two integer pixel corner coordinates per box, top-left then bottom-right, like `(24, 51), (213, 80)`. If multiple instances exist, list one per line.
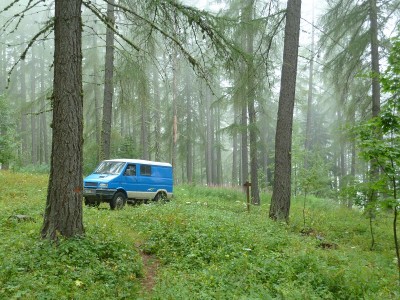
(83, 159), (173, 209)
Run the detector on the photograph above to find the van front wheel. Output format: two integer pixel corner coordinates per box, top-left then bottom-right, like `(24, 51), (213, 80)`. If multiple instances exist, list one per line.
(110, 192), (126, 210)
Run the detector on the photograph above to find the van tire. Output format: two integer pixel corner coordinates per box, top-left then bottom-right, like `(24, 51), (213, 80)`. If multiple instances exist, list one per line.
(110, 192), (126, 210)
(154, 192), (167, 202)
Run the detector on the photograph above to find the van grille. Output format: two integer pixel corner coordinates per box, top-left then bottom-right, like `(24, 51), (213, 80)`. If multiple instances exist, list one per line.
(85, 182), (97, 187)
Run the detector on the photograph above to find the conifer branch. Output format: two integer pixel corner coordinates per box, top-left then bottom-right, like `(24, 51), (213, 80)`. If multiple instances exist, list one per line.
(82, 0), (141, 52)
(6, 18), (54, 89)
(97, 0), (210, 79)
(0, 0), (45, 34)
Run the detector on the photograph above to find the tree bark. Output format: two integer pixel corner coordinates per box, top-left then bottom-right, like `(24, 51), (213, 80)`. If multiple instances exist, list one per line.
(304, 5), (314, 169)
(186, 78), (193, 184)
(172, 52), (178, 179)
(153, 66), (161, 161)
(368, 0), (381, 204)
(241, 103), (248, 186)
(205, 88), (213, 185)
(216, 105), (223, 184)
(232, 101), (239, 185)
(31, 51), (40, 165)
(369, 0), (380, 118)
(20, 59), (28, 163)
(41, 0), (84, 240)
(101, 0), (115, 160)
(245, 0), (260, 205)
(39, 44), (49, 165)
(140, 75), (149, 160)
(269, 0), (301, 222)
(91, 34), (101, 162)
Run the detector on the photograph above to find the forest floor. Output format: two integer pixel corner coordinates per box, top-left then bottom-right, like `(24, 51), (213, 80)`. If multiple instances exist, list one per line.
(0, 171), (398, 299)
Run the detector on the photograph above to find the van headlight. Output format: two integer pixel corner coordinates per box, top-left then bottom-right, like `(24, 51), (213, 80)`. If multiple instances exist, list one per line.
(99, 183), (108, 188)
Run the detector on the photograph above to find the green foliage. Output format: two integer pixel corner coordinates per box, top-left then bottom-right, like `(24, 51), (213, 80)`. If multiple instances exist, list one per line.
(381, 36), (400, 95)
(83, 140), (100, 176)
(0, 172), (142, 299)
(0, 96), (15, 165)
(11, 164), (50, 174)
(299, 155), (332, 197)
(0, 172), (398, 299)
(356, 99), (400, 194)
(112, 136), (140, 160)
(292, 133), (333, 199)
(355, 34), (400, 281)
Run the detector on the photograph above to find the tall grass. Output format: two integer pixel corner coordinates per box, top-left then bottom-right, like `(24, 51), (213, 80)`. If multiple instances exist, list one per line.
(0, 172), (398, 299)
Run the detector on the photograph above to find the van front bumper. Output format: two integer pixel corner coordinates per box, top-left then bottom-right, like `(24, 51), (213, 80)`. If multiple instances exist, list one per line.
(83, 188), (116, 200)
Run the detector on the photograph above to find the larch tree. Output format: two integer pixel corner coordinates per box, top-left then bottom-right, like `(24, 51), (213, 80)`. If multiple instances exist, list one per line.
(39, 42), (50, 166)
(41, 0), (84, 240)
(244, 0), (260, 205)
(269, 0), (301, 222)
(319, 0), (400, 188)
(369, 0), (381, 118)
(100, 0), (116, 160)
(19, 58), (28, 163)
(304, 4), (315, 170)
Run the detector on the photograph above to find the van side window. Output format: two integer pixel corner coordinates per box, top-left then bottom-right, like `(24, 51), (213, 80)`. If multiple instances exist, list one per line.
(140, 165), (151, 176)
(124, 164), (136, 176)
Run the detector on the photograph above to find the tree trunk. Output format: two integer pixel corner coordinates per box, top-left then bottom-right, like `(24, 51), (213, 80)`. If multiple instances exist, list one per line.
(245, 0), (260, 205)
(30, 54), (38, 165)
(304, 6), (314, 169)
(153, 66), (161, 161)
(186, 78), (193, 183)
(368, 0), (381, 204)
(269, 0), (301, 222)
(239, 15), (249, 188)
(20, 59), (28, 163)
(39, 44), (49, 165)
(211, 105), (217, 184)
(349, 109), (356, 208)
(206, 102), (211, 185)
(248, 95), (259, 204)
(205, 88), (213, 185)
(140, 76), (149, 160)
(259, 94), (271, 191)
(369, 0), (380, 118)
(241, 104), (248, 186)
(100, 0), (115, 160)
(171, 48), (179, 179)
(232, 101), (239, 185)
(216, 105), (223, 184)
(0, 45), (9, 169)
(92, 34), (101, 162)
(41, 0), (84, 240)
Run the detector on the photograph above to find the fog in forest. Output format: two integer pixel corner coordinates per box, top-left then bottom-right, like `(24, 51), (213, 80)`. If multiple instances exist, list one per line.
(1, 0), (399, 198)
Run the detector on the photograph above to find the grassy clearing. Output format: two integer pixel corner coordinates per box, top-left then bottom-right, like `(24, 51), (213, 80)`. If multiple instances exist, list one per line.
(0, 171), (398, 299)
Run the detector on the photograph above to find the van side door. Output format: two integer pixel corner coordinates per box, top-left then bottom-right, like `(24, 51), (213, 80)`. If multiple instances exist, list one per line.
(122, 164), (137, 198)
(137, 164), (155, 198)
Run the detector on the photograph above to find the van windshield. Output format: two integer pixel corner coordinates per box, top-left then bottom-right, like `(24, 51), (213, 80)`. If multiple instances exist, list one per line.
(94, 161), (125, 175)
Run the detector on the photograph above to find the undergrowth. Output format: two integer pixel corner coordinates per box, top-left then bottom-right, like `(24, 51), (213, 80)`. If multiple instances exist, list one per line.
(0, 171), (398, 299)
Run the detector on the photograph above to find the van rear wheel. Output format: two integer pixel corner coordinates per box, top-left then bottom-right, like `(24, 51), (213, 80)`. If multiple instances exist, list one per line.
(110, 192), (126, 210)
(154, 192), (167, 202)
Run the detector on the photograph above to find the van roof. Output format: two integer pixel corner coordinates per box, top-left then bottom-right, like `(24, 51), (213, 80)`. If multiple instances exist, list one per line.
(105, 159), (172, 167)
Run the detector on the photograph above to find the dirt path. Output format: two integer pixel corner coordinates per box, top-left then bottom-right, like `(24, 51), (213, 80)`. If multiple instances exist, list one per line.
(136, 245), (160, 295)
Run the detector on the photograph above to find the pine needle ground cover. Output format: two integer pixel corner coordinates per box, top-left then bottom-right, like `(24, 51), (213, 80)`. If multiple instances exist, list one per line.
(0, 171), (397, 299)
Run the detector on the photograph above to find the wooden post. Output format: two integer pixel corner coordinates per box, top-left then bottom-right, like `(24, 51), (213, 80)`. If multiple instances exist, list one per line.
(244, 181), (251, 212)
